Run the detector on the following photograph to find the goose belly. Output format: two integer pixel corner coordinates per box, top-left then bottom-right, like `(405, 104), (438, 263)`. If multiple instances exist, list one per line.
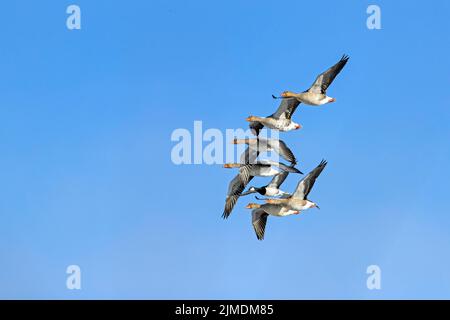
(265, 187), (281, 196)
(264, 204), (287, 216)
(265, 118), (291, 130)
(271, 207), (297, 217)
(300, 93), (326, 106)
(279, 209), (298, 217)
(287, 200), (309, 211)
(256, 167), (279, 177)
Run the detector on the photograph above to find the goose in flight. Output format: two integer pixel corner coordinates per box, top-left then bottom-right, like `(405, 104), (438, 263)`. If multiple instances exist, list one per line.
(223, 160), (302, 179)
(234, 137), (297, 165)
(273, 55), (349, 106)
(262, 159), (327, 212)
(222, 161), (302, 219)
(241, 171), (290, 197)
(246, 203), (300, 240)
(246, 96), (301, 136)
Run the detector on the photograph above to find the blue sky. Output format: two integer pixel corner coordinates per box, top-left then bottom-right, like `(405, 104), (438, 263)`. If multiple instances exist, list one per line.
(0, 0), (449, 299)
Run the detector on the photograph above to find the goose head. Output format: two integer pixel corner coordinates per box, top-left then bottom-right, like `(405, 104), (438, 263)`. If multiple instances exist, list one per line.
(281, 91), (296, 98)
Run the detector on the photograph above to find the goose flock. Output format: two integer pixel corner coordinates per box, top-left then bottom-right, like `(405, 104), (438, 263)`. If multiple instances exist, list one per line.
(222, 55), (349, 240)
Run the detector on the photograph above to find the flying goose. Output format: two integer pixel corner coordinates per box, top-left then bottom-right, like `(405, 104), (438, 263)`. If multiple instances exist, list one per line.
(222, 161), (302, 219)
(223, 160), (302, 180)
(246, 96), (301, 136)
(246, 203), (300, 240)
(234, 137), (297, 165)
(241, 171), (290, 197)
(273, 55), (349, 106)
(262, 159), (327, 212)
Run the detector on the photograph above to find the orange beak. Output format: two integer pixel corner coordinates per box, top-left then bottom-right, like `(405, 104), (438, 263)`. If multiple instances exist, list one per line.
(295, 124), (302, 130)
(245, 116), (254, 122)
(281, 91), (289, 97)
(223, 164), (232, 168)
(329, 98), (336, 103)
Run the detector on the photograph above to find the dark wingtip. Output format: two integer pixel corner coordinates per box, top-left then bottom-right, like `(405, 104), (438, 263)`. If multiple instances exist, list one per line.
(287, 163), (302, 174)
(272, 94), (279, 99)
(222, 211), (230, 219)
(341, 54), (350, 62)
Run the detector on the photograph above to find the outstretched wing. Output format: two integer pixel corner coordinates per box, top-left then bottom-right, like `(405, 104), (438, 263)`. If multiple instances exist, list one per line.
(267, 171), (289, 189)
(308, 55), (349, 94)
(292, 159), (327, 200)
(271, 97), (301, 120)
(223, 194), (240, 219)
(257, 160), (302, 174)
(252, 208), (269, 240)
(238, 164), (260, 184)
(268, 139), (297, 165)
(223, 174), (254, 219)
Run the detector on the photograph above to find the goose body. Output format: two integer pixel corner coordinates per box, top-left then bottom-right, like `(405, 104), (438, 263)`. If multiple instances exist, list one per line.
(265, 186), (289, 197)
(256, 166), (280, 177)
(223, 160), (302, 180)
(275, 55), (349, 106)
(250, 203), (298, 217)
(243, 186), (289, 197)
(264, 198), (316, 211)
(241, 171), (290, 198)
(246, 116), (299, 132)
(286, 91), (332, 106)
(246, 96), (301, 136)
(246, 203), (300, 240)
(234, 137), (297, 165)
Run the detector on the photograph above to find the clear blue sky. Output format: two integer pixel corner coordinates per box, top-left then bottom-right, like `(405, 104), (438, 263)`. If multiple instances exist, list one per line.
(0, 0), (449, 299)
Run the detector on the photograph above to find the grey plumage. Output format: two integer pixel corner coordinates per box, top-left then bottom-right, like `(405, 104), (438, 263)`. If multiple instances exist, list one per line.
(250, 97), (301, 136)
(237, 138), (297, 165)
(308, 55), (349, 95)
(291, 159), (328, 200)
(251, 208), (268, 240)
